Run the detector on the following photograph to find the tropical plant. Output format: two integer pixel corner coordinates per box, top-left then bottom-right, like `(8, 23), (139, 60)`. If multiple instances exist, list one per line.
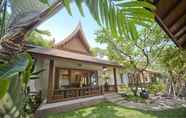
(0, 0), (155, 117)
(27, 29), (54, 48)
(158, 46), (186, 97)
(0, 53), (45, 117)
(148, 82), (165, 95)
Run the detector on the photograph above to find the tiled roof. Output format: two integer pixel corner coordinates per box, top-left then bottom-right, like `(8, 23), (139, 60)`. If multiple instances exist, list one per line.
(28, 47), (122, 67)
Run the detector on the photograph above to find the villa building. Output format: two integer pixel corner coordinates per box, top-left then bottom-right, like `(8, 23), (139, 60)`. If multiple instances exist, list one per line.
(28, 24), (123, 103)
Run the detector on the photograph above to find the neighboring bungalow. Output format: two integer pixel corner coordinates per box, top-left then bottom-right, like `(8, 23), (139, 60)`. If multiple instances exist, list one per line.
(127, 69), (163, 88)
(28, 24), (123, 103)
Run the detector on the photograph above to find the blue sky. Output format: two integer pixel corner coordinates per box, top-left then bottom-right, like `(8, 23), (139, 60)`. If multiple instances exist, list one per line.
(38, 3), (106, 48)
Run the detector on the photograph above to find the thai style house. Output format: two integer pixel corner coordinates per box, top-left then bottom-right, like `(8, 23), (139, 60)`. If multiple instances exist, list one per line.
(28, 24), (122, 103)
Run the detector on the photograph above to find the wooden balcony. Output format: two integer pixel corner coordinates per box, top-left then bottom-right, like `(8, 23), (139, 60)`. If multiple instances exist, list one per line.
(104, 85), (117, 93)
(48, 85), (117, 103)
(51, 86), (104, 102)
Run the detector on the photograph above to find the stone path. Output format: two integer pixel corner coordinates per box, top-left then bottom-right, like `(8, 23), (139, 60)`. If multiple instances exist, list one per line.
(105, 94), (186, 111)
(35, 95), (105, 118)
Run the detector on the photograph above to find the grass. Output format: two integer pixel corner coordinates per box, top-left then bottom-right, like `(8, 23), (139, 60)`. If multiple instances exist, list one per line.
(47, 102), (186, 118)
(124, 95), (146, 103)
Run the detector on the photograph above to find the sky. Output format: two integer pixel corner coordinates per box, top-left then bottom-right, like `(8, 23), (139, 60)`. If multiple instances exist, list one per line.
(38, 3), (106, 48)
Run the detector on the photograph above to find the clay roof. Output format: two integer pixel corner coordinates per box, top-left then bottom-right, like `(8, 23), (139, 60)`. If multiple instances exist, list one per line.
(54, 23), (90, 52)
(153, 0), (186, 48)
(28, 47), (122, 67)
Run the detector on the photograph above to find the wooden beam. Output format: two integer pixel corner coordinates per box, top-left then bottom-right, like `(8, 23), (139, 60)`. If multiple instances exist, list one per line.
(163, 0), (186, 28)
(175, 26), (186, 39)
(47, 59), (54, 103)
(155, 15), (180, 47)
(177, 34), (186, 46)
(113, 68), (118, 93)
(156, 0), (178, 19)
(170, 14), (186, 34)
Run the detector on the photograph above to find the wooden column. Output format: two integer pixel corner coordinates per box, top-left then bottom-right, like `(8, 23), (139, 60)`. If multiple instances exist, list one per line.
(54, 68), (59, 89)
(69, 69), (71, 85)
(113, 67), (118, 92)
(47, 59), (54, 103)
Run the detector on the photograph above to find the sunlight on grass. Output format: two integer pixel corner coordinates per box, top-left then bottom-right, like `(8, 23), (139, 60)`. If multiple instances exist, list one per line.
(47, 102), (186, 118)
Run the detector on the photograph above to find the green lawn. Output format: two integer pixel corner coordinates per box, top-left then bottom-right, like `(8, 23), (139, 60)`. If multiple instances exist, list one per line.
(47, 102), (186, 118)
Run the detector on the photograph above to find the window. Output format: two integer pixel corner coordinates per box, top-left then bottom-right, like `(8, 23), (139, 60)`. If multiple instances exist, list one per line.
(55, 68), (70, 89)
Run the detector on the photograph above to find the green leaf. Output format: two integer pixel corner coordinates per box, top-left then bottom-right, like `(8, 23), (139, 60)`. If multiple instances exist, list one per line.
(117, 1), (156, 11)
(63, 0), (72, 16)
(75, 0), (84, 16)
(30, 75), (40, 80)
(32, 69), (46, 75)
(0, 79), (9, 99)
(21, 53), (33, 84)
(86, 0), (101, 25)
(128, 21), (138, 40)
(39, 0), (49, 5)
(0, 53), (31, 79)
(121, 7), (154, 20)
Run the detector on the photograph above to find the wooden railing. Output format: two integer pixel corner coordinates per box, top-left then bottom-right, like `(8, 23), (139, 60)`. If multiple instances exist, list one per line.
(53, 86), (103, 101)
(104, 85), (117, 93)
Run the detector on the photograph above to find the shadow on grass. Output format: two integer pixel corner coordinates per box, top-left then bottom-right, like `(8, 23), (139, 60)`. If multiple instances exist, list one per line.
(140, 107), (186, 118)
(47, 102), (186, 118)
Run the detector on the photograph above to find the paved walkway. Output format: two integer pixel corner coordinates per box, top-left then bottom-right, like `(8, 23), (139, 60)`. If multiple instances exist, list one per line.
(105, 94), (186, 111)
(35, 95), (105, 118)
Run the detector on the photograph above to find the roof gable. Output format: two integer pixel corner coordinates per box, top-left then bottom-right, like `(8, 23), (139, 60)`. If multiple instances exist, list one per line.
(55, 23), (91, 55)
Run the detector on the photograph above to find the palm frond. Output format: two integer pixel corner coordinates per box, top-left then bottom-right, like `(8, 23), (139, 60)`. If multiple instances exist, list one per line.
(63, 0), (155, 40)
(28, 0), (155, 41)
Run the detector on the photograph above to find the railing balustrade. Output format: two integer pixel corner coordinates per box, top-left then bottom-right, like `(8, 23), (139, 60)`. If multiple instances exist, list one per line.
(53, 86), (103, 101)
(104, 85), (116, 92)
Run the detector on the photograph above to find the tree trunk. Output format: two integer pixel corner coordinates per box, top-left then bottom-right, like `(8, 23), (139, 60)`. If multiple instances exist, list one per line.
(130, 71), (140, 96)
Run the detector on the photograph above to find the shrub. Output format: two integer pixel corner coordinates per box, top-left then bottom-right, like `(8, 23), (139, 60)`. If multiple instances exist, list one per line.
(118, 85), (133, 94)
(148, 82), (165, 95)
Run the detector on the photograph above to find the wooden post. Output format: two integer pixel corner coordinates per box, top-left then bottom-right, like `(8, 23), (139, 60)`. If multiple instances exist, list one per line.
(69, 69), (71, 85)
(47, 59), (54, 103)
(113, 68), (118, 93)
(54, 68), (59, 89)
